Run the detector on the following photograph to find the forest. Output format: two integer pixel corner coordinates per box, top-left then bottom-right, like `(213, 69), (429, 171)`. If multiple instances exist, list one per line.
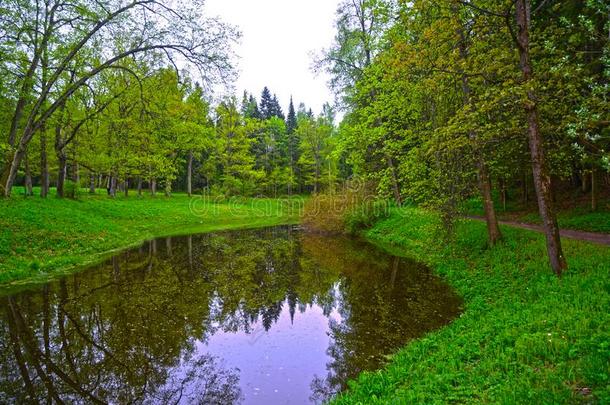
(0, 0), (609, 403)
(1, 0), (608, 272)
(312, 0), (609, 276)
(0, 0), (338, 199)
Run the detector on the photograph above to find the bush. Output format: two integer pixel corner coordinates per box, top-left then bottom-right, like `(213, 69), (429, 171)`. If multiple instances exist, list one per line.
(64, 180), (81, 200)
(301, 180), (390, 235)
(344, 200), (391, 234)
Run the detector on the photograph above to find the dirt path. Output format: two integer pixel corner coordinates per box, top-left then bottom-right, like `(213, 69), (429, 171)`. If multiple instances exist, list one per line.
(469, 217), (610, 246)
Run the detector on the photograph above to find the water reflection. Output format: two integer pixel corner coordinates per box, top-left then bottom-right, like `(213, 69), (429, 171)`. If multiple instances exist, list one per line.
(0, 226), (461, 404)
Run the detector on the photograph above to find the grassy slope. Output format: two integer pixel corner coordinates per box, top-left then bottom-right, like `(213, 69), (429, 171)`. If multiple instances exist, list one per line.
(333, 207), (610, 404)
(0, 193), (300, 287)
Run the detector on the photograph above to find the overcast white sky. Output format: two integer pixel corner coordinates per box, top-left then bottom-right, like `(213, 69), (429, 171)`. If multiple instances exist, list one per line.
(204, 0), (340, 116)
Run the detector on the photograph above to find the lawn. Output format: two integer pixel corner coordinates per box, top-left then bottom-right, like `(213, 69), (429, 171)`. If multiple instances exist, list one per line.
(333, 207), (610, 404)
(0, 191), (302, 287)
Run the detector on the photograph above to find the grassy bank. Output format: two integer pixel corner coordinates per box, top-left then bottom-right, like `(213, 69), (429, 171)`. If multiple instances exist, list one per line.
(0, 193), (301, 287)
(333, 207), (610, 404)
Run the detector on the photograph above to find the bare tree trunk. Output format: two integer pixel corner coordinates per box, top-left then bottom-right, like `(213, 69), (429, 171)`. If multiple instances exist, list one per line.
(56, 152), (67, 198)
(187, 150), (193, 197)
(24, 151), (33, 197)
(72, 140), (79, 188)
(89, 173), (96, 194)
(581, 170), (589, 193)
(137, 176), (142, 197)
(165, 179), (171, 197)
(124, 179), (129, 197)
(1, 140), (27, 197)
(109, 175), (116, 198)
(478, 162), (503, 244)
(40, 133), (50, 198)
(516, 0), (566, 276)
(151, 178), (157, 196)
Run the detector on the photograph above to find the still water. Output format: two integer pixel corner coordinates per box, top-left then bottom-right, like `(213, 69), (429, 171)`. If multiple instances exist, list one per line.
(0, 226), (461, 404)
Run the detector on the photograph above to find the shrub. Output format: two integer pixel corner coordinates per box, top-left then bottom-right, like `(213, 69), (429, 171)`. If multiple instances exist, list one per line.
(344, 200), (391, 234)
(301, 180), (389, 235)
(64, 180), (81, 200)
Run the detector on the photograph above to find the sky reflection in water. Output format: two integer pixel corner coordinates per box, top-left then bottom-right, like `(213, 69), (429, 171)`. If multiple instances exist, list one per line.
(0, 226), (461, 404)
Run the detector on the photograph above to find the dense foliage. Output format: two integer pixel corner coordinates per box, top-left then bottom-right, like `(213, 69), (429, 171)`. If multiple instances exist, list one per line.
(318, 0), (609, 273)
(0, 0), (339, 200)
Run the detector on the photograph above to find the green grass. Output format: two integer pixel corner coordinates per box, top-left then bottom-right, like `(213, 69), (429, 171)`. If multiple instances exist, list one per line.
(0, 192), (301, 287)
(520, 207), (610, 234)
(464, 193), (610, 234)
(333, 207), (610, 404)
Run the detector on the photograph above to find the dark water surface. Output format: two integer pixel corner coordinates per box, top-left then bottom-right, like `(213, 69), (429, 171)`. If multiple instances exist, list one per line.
(0, 226), (461, 404)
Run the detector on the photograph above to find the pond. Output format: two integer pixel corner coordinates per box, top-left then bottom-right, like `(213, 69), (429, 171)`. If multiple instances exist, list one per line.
(0, 226), (461, 404)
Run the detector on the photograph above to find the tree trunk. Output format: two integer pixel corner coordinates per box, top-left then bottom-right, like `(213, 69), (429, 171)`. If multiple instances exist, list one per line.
(151, 178), (157, 196)
(137, 177), (142, 197)
(72, 137), (79, 187)
(165, 179), (171, 197)
(454, 6), (502, 245)
(478, 162), (503, 244)
(124, 179), (129, 197)
(1, 140), (27, 197)
(187, 151), (193, 197)
(56, 153), (67, 198)
(89, 173), (96, 194)
(582, 170), (589, 193)
(522, 169), (529, 204)
(109, 175), (116, 198)
(55, 117), (68, 198)
(516, 0), (567, 276)
(591, 168), (597, 211)
(24, 151), (33, 197)
(40, 133), (50, 198)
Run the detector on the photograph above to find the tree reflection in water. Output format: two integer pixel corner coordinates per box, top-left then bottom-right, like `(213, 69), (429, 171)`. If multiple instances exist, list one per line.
(0, 226), (461, 404)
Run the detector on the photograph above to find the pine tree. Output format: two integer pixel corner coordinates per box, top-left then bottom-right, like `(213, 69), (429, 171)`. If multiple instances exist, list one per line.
(271, 94), (285, 120)
(241, 91), (262, 120)
(248, 95), (262, 120)
(260, 87), (285, 120)
(241, 90), (250, 117)
(260, 87), (274, 120)
(285, 97), (300, 191)
(286, 97), (297, 134)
